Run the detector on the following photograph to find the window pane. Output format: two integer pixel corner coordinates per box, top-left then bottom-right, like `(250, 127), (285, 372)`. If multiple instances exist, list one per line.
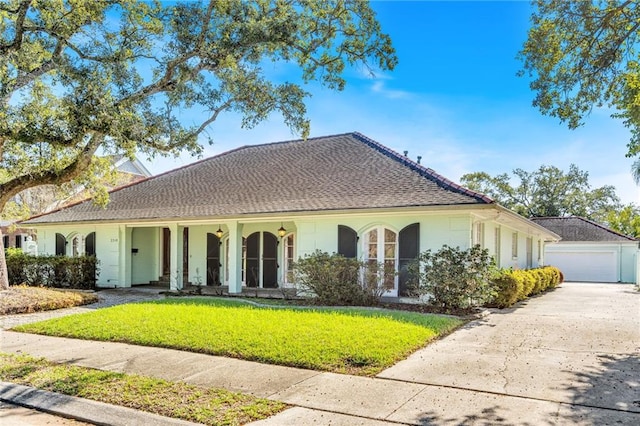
(385, 228), (396, 242)
(384, 260), (395, 287)
(368, 229), (378, 243)
(368, 243), (377, 258)
(384, 243), (395, 258)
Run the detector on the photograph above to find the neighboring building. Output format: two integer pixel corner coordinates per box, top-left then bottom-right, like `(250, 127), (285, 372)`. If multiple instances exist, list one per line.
(2, 156), (151, 251)
(1, 220), (36, 252)
(23, 133), (558, 294)
(531, 216), (638, 283)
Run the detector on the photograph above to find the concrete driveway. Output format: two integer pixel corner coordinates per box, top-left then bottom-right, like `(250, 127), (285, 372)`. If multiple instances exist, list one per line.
(378, 282), (640, 424)
(2, 283), (638, 425)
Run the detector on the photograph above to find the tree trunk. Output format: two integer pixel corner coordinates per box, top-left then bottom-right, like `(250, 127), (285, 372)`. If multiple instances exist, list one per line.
(0, 227), (8, 290)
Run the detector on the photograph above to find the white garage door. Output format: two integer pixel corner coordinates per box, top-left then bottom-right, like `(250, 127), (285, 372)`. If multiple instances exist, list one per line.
(545, 250), (617, 282)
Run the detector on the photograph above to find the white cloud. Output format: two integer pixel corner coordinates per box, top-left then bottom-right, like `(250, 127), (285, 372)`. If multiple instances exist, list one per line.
(370, 80), (412, 99)
(140, 82), (639, 207)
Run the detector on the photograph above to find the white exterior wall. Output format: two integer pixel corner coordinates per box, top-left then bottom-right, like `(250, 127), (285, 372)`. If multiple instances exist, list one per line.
(131, 227), (159, 285)
(620, 245), (638, 283)
(28, 206), (555, 291)
(187, 225), (208, 286)
(38, 224), (123, 287)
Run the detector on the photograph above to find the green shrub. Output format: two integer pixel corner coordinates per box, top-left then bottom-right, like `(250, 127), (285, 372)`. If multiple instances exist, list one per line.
(489, 270), (522, 308)
(408, 245), (496, 312)
(530, 268), (547, 295)
(489, 266), (563, 308)
(6, 253), (99, 290)
(292, 251), (388, 306)
(543, 266), (562, 288)
(508, 270), (524, 300)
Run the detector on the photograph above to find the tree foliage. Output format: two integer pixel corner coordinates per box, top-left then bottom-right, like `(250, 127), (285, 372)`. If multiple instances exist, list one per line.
(519, 0), (640, 159)
(461, 164), (621, 220)
(606, 204), (640, 238)
(0, 0), (397, 288)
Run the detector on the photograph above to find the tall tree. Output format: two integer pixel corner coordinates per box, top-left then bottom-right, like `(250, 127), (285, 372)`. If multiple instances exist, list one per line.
(460, 164), (621, 220)
(0, 0), (397, 289)
(519, 1), (640, 162)
(606, 204), (640, 238)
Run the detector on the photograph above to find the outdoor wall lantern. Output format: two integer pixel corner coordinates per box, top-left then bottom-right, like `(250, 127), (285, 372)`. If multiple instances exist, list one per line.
(277, 223), (287, 238)
(215, 226), (224, 239)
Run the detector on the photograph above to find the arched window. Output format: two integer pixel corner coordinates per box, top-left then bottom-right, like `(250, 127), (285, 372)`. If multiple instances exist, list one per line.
(71, 235), (83, 257)
(363, 226), (397, 293)
(244, 232), (278, 288)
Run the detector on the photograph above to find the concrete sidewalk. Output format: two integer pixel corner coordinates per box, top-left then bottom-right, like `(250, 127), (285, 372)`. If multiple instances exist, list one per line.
(1, 283), (639, 425)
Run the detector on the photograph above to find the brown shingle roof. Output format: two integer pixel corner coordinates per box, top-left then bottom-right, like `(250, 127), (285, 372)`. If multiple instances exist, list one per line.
(25, 132), (493, 224)
(530, 216), (636, 242)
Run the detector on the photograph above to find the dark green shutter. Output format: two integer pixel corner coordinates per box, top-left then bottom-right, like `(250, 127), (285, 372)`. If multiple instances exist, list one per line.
(337, 225), (357, 258)
(398, 223), (420, 296)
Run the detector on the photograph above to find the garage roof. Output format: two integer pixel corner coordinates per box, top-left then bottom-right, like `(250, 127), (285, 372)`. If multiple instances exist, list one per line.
(530, 216), (636, 242)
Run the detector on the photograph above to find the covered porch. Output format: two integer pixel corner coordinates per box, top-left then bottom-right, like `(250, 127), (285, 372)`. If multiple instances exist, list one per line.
(127, 220), (298, 294)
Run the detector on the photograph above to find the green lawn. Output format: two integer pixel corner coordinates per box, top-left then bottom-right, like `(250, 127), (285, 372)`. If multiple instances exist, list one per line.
(14, 297), (463, 375)
(0, 352), (286, 426)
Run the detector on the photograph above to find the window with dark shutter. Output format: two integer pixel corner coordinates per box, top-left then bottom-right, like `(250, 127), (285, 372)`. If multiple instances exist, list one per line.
(206, 233), (220, 286)
(85, 232), (96, 256)
(337, 225), (357, 258)
(55, 233), (66, 256)
(398, 223), (420, 297)
(245, 232), (260, 287)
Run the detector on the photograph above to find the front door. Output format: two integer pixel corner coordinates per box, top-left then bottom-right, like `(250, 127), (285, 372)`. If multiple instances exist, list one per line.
(244, 232), (279, 288)
(245, 232), (260, 287)
(262, 232), (278, 288)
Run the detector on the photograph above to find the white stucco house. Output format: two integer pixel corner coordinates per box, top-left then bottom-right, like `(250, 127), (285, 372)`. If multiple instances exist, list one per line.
(531, 216), (638, 284)
(23, 133), (558, 296)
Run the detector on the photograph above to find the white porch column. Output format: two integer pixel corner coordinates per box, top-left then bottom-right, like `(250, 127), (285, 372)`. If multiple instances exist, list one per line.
(169, 223), (183, 290)
(118, 225), (133, 288)
(227, 221), (243, 294)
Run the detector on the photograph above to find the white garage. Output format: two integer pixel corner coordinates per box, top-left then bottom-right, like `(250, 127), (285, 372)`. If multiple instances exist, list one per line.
(531, 217), (638, 284)
(544, 247), (618, 283)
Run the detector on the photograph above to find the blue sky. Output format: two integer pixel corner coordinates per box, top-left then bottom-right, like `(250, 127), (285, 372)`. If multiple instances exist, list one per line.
(143, 1), (639, 205)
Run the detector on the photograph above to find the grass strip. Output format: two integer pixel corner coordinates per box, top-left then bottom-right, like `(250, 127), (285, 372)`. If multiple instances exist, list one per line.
(14, 297), (463, 375)
(0, 286), (98, 315)
(0, 352), (287, 426)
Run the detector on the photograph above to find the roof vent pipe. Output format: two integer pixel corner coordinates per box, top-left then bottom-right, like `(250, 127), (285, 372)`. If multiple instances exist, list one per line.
(417, 156), (422, 164)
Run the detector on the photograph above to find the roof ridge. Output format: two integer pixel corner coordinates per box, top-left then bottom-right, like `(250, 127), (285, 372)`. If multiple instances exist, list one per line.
(351, 132), (494, 204)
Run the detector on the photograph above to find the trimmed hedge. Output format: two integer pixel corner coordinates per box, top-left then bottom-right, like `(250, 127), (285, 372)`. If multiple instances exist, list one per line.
(6, 251), (98, 290)
(489, 266), (562, 308)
